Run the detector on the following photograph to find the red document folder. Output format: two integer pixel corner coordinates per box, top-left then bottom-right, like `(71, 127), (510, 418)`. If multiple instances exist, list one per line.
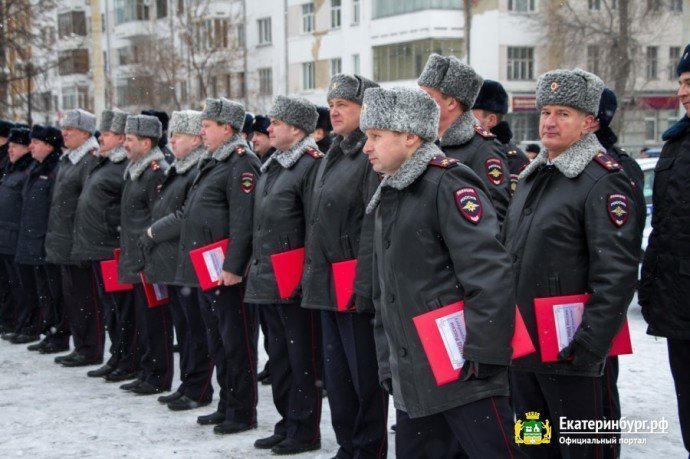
(138, 273), (169, 307)
(332, 259), (357, 312)
(270, 247), (305, 300)
(413, 302), (536, 386)
(189, 239), (229, 291)
(100, 249), (133, 292)
(534, 293), (633, 363)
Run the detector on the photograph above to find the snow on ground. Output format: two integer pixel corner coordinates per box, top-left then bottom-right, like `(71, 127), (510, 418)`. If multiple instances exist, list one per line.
(0, 295), (685, 458)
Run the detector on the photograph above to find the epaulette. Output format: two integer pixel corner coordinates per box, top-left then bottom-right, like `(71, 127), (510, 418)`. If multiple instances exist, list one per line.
(474, 125), (496, 139)
(428, 155), (458, 168)
(592, 151), (621, 172)
(235, 146), (246, 156)
(305, 147), (325, 159)
(150, 160), (161, 171)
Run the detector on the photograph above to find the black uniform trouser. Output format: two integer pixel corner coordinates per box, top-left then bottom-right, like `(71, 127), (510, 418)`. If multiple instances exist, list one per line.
(91, 261), (121, 367)
(0, 255), (16, 330)
(511, 370), (605, 459)
(43, 264), (69, 346)
(1, 255), (22, 333)
(198, 285), (257, 424)
(261, 302), (322, 444)
(110, 286), (139, 373)
(133, 284), (173, 389)
(668, 338), (690, 454)
(169, 286), (213, 402)
(395, 396), (522, 458)
(602, 357), (621, 459)
(62, 264), (103, 360)
(322, 310), (388, 458)
(259, 307), (271, 371)
(15, 264), (43, 336)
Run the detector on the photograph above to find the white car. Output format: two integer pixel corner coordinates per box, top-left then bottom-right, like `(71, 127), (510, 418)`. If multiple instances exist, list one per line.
(636, 157), (658, 253)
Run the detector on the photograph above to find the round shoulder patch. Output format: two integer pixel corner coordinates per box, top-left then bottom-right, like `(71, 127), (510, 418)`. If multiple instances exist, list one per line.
(454, 187), (483, 224)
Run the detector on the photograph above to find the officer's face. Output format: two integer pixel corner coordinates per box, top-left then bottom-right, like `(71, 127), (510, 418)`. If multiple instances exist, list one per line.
(539, 105), (595, 157)
(200, 120), (232, 153)
(363, 129), (414, 175)
(471, 109), (499, 130)
(124, 134), (152, 161)
(678, 72), (690, 114)
(61, 127), (89, 150)
(29, 139), (53, 162)
(99, 131), (124, 155)
(8, 143), (29, 163)
(268, 119), (302, 151)
(329, 98), (361, 137)
(252, 132), (271, 156)
(169, 132), (201, 159)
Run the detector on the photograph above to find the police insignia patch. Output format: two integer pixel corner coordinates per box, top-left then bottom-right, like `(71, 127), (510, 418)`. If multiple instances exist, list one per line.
(454, 187), (483, 224)
(607, 193), (629, 227)
(510, 173), (519, 192)
(485, 158), (505, 185)
(241, 172), (255, 194)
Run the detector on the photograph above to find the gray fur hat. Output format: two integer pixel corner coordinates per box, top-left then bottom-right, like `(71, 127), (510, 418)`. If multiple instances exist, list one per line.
(327, 74), (380, 105)
(269, 95), (319, 134)
(169, 110), (202, 136)
(360, 87), (439, 142)
(202, 98), (245, 132)
(100, 109), (128, 135)
(125, 114), (162, 139)
(536, 68), (604, 115)
(60, 108), (97, 135)
(417, 53), (483, 109)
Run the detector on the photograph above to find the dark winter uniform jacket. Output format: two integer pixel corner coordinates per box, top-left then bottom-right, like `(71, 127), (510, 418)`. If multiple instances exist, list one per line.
(144, 146), (205, 284)
(370, 141), (514, 419)
(503, 134), (640, 377)
(0, 153), (34, 256)
(118, 148), (168, 284)
(607, 145), (646, 240)
(244, 136), (323, 304)
(301, 130), (379, 313)
(45, 136), (99, 265)
(71, 146), (128, 262)
(15, 151), (61, 265)
(150, 135), (260, 287)
(440, 112), (511, 224)
(640, 116), (690, 339)
(490, 120), (530, 195)
(0, 143), (10, 175)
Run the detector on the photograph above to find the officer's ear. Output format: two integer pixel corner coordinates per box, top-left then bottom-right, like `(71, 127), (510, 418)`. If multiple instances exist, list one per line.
(582, 114), (598, 135)
(403, 132), (422, 148)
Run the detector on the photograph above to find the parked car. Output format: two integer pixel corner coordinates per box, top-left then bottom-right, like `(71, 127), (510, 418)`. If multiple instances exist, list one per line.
(637, 157), (658, 253)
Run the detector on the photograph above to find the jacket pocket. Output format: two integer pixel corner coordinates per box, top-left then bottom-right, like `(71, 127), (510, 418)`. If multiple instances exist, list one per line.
(654, 157), (675, 172)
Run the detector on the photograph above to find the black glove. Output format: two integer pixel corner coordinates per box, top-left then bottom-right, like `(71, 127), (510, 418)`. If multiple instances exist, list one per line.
(381, 378), (393, 395)
(557, 340), (604, 368)
(137, 232), (156, 254)
(460, 360), (506, 381)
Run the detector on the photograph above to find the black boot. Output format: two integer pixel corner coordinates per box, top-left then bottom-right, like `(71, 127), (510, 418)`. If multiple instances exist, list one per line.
(197, 411), (225, 425)
(87, 364), (115, 378)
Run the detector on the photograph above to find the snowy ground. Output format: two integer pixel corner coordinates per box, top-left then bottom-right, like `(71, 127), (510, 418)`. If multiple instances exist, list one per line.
(0, 295), (686, 458)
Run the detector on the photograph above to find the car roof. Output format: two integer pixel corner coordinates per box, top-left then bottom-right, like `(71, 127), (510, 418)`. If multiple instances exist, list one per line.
(636, 157), (659, 170)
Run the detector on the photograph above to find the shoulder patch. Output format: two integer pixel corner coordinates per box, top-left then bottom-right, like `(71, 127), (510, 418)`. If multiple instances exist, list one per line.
(235, 146), (247, 156)
(474, 125), (496, 139)
(510, 173), (519, 193)
(607, 193), (629, 227)
(454, 187), (483, 224)
(150, 160), (161, 171)
(305, 148), (325, 159)
(240, 171), (255, 194)
(593, 152), (621, 172)
(429, 155), (458, 169)
(484, 157), (506, 185)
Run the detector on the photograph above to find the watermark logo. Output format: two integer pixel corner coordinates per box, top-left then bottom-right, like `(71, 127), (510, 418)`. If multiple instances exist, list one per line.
(515, 411), (552, 445)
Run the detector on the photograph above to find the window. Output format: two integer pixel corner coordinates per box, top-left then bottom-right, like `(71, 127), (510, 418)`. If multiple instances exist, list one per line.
(195, 19), (229, 49)
(588, 0), (600, 10)
(237, 23), (245, 47)
(506, 112), (539, 142)
(210, 76), (218, 98)
(353, 54), (360, 74)
(670, 0), (682, 12)
(58, 49), (90, 75)
(229, 72), (245, 99)
(115, 0), (150, 24)
(116, 76), (153, 106)
(117, 45), (146, 65)
(373, 0), (462, 18)
(58, 11), (87, 38)
(507, 47), (534, 81)
(645, 117), (657, 142)
(62, 86), (91, 111)
(646, 46), (658, 80)
(330, 58), (342, 77)
(352, 0), (360, 25)
(668, 117), (679, 131)
(647, 0), (662, 11)
(302, 62), (315, 90)
(669, 47), (681, 80)
(586, 45), (599, 75)
(302, 3), (314, 33)
(331, 0), (342, 28)
(177, 0), (184, 15)
(156, 0), (167, 18)
(373, 38), (463, 82)
(508, 0), (535, 12)
(259, 68), (273, 96)
(258, 17), (272, 45)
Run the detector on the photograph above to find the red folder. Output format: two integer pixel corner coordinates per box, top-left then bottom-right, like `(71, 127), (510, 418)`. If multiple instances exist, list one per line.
(138, 273), (169, 307)
(270, 247), (305, 300)
(332, 259), (357, 312)
(413, 302), (536, 386)
(534, 293), (633, 363)
(189, 239), (229, 291)
(100, 258), (133, 292)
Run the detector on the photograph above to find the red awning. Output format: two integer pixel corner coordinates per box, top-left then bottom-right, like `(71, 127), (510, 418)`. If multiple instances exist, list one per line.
(512, 96), (536, 112)
(636, 95), (679, 110)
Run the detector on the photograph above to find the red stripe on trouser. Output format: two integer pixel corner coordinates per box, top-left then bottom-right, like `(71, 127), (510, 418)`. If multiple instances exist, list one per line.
(161, 305), (172, 388)
(197, 361), (215, 403)
(376, 388), (387, 458)
(490, 397), (514, 459)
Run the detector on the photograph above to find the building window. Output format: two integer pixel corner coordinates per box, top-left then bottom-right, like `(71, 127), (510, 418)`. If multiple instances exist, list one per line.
(259, 68), (273, 96)
(506, 112), (539, 142)
(645, 117), (657, 142)
(507, 47), (534, 81)
(156, 0), (167, 18)
(331, 0), (342, 28)
(586, 45), (599, 75)
(302, 62), (315, 90)
(237, 23), (245, 47)
(258, 17), (272, 45)
(58, 11), (87, 38)
(195, 19), (230, 49)
(115, 0), (150, 24)
(352, 0), (360, 25)
(374, 38), (463, 82)
(177, 0), (184, 15)
(353, 53), (360, 74)
(61, 85), (90, 111)
(670, 0), (682, 12)
(646, 46), (658, 80)
(669, 47), (681, 80)
(330, 58), (342, 77)
(508, 0), (535, 12)
(373, 0), (462, 18)
(116, 76), (153, 106)
(668, 117), (679, 131)
(58, 49), (90, 76)
(302, 3), (314, 33)
(588, 0), (600, 10)
(210, 76), (218, 98)
(647, 0), (662, 11)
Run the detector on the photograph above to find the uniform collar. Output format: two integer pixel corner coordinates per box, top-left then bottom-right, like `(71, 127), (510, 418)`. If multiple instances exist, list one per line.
(519, 133), (604, 180)
(107, 145), (128, 164)
(168, 146), (206, 175)
(260, 135), (319, 173)
(124, 147), (166, 180)
(63, 136), (99, 165)
(439, 111), (478, 147)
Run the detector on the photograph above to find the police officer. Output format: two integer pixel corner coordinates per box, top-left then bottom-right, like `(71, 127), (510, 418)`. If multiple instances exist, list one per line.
(142, 110), (214, 411)
(362, 86), (520, 458)
(142, 109), (173, 163)
(504, 69), (640, 458)
(0, 119), (16, 334)
(242, 112), (254, 141)
(48, 109), (99, 367)
(117, 115), (171, 395)
(313, 106), (333, 153)
(418, 54), (511, 223)
(151, 98), (260, 432)
(245, 96), (323, 455)
(472, 79), (530, 194)
(640, 44), (690, 455)
(251, 115), (274, 164)
(525, 143), (540, 161)
(301, 73), (389, 459)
